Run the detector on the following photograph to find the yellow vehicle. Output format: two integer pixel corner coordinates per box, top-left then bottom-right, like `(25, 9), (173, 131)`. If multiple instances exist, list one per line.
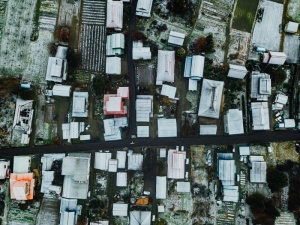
(135, 197), (149, 205)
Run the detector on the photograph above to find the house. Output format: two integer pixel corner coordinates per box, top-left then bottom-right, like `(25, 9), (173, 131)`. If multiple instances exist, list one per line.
(224, 109), (244, 135)
(94, 152), (112, 170)
(188, 79), (198, 91)
(52, 85), (71, 97)
(168, 31), (185, 47)
(128, 153), (143, 170)
(117, 151), (127, 169)
(72, 92), (88, 117)
(251, 72), (271, 101)
(137, 126), (149, 138)
(239, 146), (250, 156)
(106, 0), (123, 30)
(285, 21), (299, 33)
(251, 102), (270, 130)
(108, 159), (118, 172)
(104, 95), (127, 115)
(198, 79), (224, 119)
(13, 156), (31, 173)
(263, 52), (287, 65)
(106, 57), (121, 74)
(132, 41), (151, 60)
(62, 153), (91, 199)
(117, 87), (129, 99)
(227, 64), (248, 79)
(116, 172), (127, 187)
(13, 99), (34, 136)
(176, 182), (190, 193)
(62, 122), (85, 141)
(167, 150), (186, 179)
(10, 173), (34, 200)
(136, 0), (153, 17)
(284, 119), (296, 128)
(157, 118), (177, 137)
(218, 153), (236, 186)
(106, 33), (125, 56)
(273, 93), (288, 110)
(45, 57), (67, 82)
(156, 176), (166, 199)
(0, 160), (10, 179)
(59, 198), (81, 225)
(40, 170), (60, 194)
(161, 84), (177, 99)
(200, 125), (217, 135)
(113, 202), (128, 216)
(130, 211), (151, 225)
(156, 50), (175, 85)
(136, 95), (153, 122)
(103, 117), (128, 141)
(249, 156), (266, 183)
(223, 186), (239, 202)
(184, 55), (205, 80)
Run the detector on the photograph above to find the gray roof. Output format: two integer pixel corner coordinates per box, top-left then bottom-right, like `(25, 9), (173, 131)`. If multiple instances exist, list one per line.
(250, 161), (266, 183)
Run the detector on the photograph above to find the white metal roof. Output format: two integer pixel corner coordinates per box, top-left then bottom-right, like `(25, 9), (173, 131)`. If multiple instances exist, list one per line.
(106, 0), (123, 29)
(72, 92), (88, 117)
(62, 154), (90, 182)
(161, 84), (176, 99)
(13, 99), (34, 133)
(268, 52), (287, 65)
(106, 57), (121, 75)
(52, 85), (71, 97)
(157, 118), (177, 137)
(188, 79), (198, 91)
(239, 146), (250, 156)
(156, 176), (166, 199)
(251, 102), (270, 130)
(223, 186), (239, 202)
(225, 109), (244, 135)
(156, 50), (175, 83)
(56, 46), (68, 60)
(168, 31), (185, 47)
(103, 117), (128, 141)
(136, 0), (153, 17)
(167, 150), (186, 179)
(137, 126), (149, 138)
(0, 160), (9, 179)
(108, 159), (118, 172)
(46, 57), (67, 82)
(251, 72), (271, 101)
(113, 203), (128, 216)
(133, 41), (151, 60)
(62, 175), (89, 199)
(159, 148), (166, 158)
(176, 182), (190, 193)
(13, 156), (31, 173)
(94, 152), (112, 170)
(106, 96), (122, 112)
(184, 57), (192, 78)
(106, 33), (125, 56)
(199, 125), (217, 135)
(227, 64), (247, 79)
(284, 119), (295, 128)
(190, 55), (204, 80)
(128, 154), (143, 170)
(198, 79), (224, 119)
(116, 172), (127, 187)
(70, 122), (79, 139)
(250, 161), (266, 183)
(136, 95), (153, 122)
(218, 159), (235, 186)
(130, 211), (151, 225)
(275, 93), (288, 105)
(285, 21), (299, 33)
(117, 151), (127, 169)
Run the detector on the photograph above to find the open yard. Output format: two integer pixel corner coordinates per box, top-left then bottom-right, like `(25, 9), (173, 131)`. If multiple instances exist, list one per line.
(232, 0), (259, 32)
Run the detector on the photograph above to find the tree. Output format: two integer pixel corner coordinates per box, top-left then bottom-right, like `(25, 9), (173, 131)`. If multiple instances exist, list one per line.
(55, 27), (70, 43)
(206, 34), (214, 53)
(176, 47), (186, 58)
(267, 168), (288, 192)
(167, 0), (191, 15)
(92, 75), (106, 96)
(246, 192), (266, 212)
(191, 36), (207, 54)
(131, 30), (147, 42)
(47, 42), (57, 56)
(66, 48), (80, 68)
(265, 67), (287, 87)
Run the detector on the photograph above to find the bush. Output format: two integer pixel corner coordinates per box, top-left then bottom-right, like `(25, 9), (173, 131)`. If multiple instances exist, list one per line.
(267, 168), (288, 192)
(176, 47), (186, 58)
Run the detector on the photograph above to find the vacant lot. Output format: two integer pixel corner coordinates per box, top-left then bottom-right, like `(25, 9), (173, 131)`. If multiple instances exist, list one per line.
(232, 0), (259, 32)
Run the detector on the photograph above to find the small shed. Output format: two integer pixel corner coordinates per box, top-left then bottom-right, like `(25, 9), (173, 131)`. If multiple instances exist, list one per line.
(176, 182), (190, 193)
(285, 21), (299, 33)
(117, 151), (127, 169)
(161, 84), (177, 99)
(137, 126), (149, 138)
(168, 31), (185, 47)
(113, 203), (128, 216)
(116, 172), (127, 187)
(106, 57), (121, 75)
(239, 146), (250, 156)
(156, 176), (166, 199)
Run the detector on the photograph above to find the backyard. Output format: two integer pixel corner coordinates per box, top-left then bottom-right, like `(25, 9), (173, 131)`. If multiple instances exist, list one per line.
(232, 0), (259, 33)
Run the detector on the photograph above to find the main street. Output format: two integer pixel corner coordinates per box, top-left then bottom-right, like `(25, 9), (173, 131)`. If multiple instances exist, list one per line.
(0, 130), (299, 156)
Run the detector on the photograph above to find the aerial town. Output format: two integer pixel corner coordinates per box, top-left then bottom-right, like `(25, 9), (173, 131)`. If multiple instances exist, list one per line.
(0, 0), (299, 224)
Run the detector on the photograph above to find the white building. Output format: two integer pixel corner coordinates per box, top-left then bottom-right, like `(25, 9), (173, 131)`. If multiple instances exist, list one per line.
(218, 153), (235, 186)
(227, 64), (248, 79)
(130, 211), (151, 225)
(13, 156), (31, 173)
(263, 52), (287, 65)
(94, 152), (112, 171)
(249, 156), (266, 183)
(103, 117), (128, 141)
(284, 119), (296, 128)
(72, 92), (88, 117)
(157, 118), (177, 137)
(188, 79), (198, 91)
(106, 57), (121, 75)
(168, 31), (185, 47)
(117, 151), (127, 169)
(198, 79), (224, 119)
(176, 182), (190, 193)
(106, 33), (125, 56)
(116, 172), (127, 187)
(167, 150), (186, 179)
(156, 176), (166, 199)
(62, 122), (85, 141)
(59, 198), (81, 225)
(136, 0), (153, 17)
(46, 57), (67, 82)
(13, 99), (34, 135)
(285, 21), (299, 33)
(251, 72), (271, 101)
(274, 93), (288, 110)
(156, 50), (175, 85)
(113, 203), (128, 216)
(128, 153), (143, 170)
(136, 95), (153, 122)
(239, 146), (250, 156)
(223, 186), (239, 202)
(52, 85), (71, 97)
(251, 102), (270, 130)
(137, 126), (149, 138)
(133, 41), (151, 60)
(184, 55), (205, 80)
(0, 160), (10, 179)
(106, 0), (123, 30)
(161, 84), (177, 99)
(200, 125), (217, 135)
(224, 109), (244, 135)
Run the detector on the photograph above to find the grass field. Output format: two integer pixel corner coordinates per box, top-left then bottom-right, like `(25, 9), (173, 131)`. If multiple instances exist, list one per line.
(232, 0), (259, 33)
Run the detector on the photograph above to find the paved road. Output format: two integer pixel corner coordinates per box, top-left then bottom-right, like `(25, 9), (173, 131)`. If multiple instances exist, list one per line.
(127, 0), (138, 136)
(1, 130), (299, 156)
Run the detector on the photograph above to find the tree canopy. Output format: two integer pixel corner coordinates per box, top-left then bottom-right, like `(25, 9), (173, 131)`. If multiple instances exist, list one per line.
(191, 35), (215, 54)
(267, 167), (288, 192)
(92, 75), (106, 96)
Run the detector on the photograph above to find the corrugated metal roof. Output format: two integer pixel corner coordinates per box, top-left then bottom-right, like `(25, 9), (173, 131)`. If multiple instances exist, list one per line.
(156, 176), (166, 199)
(158, 118), (177, 137)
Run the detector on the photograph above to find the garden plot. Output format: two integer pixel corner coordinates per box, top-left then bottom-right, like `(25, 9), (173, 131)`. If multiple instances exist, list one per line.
(0, 0), (8, 39)
(227, 29), (251, 64)
(250, 1), (283, 52)
(79, 0), (106, 72)
(283, 34), (300, 63)
(57, 0), (78, 26)
(287, 0), (300, 23)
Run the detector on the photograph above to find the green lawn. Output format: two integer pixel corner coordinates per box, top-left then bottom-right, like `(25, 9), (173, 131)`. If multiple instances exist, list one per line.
(232, 0), (259, 33)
